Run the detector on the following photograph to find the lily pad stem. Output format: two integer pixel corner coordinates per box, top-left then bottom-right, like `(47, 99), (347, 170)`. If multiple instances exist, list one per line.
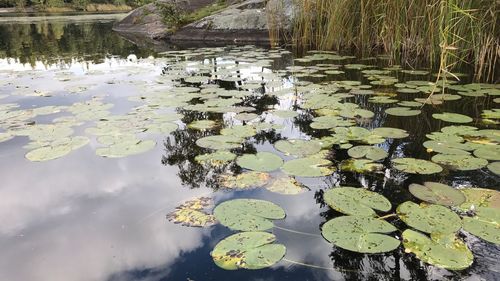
(377, 213), (398, 220)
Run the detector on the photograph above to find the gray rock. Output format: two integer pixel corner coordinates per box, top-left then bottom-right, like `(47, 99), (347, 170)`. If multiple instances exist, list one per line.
(266, 0), (297, 32)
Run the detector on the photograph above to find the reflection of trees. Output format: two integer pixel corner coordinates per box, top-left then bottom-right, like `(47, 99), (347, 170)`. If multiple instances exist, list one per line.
(0, 21), (154, 67)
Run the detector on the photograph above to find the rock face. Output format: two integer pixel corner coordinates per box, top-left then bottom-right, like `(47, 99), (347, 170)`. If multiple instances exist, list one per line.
(113, 0), (298, 44)
(170, 0), (269, 43)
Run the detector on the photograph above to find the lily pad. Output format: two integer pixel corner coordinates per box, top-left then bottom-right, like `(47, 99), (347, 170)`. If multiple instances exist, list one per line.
(236, 152), (283, 172)
(265, 177), (308, 195)
(431, 154), (488, 171)
(473, 146), (500, 161)
(392, 158), (443, 174)
(213, 199), (285, 231)
(188, 120), (217, 130)
(220, 125), (257, 138)
(409, 182), (466, 206)
(282, 157), (334, 177)
(402, 229), (473, 270)
(371, 127), (409, 139)
(196, 135), (243, 150)
(323, 187), (391, 216)
(348, 146), (388, 161)
(423, 141), (470, 155)
(167, 197), (216, 227)
(274, 139), (322, 157)
(397, 201), (462, 234)
(211, 232), (286, 270)
(487, 162), (500, 175)
(433, 113), (473, 123)
(322, 216), (400, 253)
(341, 159), (384, 173)
(459, 188), (500, 210)
(235, 113), (259, 122)
(385, 107), (421, 116)
(25, 136), (89, 162)
(195, 151), (236, 166)
(220, 171), (270, 189)
(96, 139), (156, 158)
(272, 110), (298, 118)
(462, 207), (500, 244)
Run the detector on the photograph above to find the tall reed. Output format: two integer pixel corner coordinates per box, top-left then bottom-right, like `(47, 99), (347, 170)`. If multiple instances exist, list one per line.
(271, 0), (498, 82)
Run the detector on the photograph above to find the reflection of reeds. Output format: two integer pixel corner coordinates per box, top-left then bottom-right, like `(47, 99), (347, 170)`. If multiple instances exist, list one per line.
(269, 0), (498, 82)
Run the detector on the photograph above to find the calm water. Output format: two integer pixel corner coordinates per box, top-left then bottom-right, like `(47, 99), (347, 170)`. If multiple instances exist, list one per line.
(0, 18), (498, 281)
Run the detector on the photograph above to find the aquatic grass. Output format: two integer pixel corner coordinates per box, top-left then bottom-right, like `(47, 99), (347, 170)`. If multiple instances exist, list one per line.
(271, 0), (498, 82)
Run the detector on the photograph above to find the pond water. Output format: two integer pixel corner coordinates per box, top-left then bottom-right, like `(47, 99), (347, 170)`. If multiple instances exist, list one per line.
(0, 18), (499, 281)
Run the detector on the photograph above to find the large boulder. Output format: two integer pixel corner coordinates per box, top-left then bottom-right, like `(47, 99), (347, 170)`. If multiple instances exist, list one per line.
(170, 0), (270, 43)
(113, 0), (217, 40)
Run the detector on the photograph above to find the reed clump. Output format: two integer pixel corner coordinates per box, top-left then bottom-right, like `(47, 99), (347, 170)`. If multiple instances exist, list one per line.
(275, 0), (498, 82)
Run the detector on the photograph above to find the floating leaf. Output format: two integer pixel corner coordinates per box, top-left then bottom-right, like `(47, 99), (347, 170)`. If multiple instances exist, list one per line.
(487, 162), (500, 175)
(25, 136), (89, 162)
(282, 157), (334, 177)
(96, 140), (155, 158)
(188, 120), (217, 130)
(324, 187), (391, 216)
(473, 145), (500, 161)
(409, 182), (465, 206)
(459, 188), (500, 210)
(196, 135), (243, 150)
(211, 232), (286, 270)
(371, 127), (409, 139)
(236, 152), (283, 172)
(265, 177), (308, 195)
(341, 159), (383, 173)
(431, 154), (488, 170)
(423, 140), (470, 155)
(195, 151), (236, 166)
(274, 139), (322, 157)
(348, 146), (388, 161)
(392, 158), (443, 174)
(385, 107), (421, 116)
(220, 125), (257, 138)
(220, 171), (270, 189)
(433, 113), (473, 124)
(166, 197), (216, 228)
(213, 199), (285, 231)
(462, 207), (500, 244)
(235, 113), (259, 122)
(272, 110), (298, 118)
(402, 229), (473, 270)
(322, 216), (400, 253)
(397, 201), (461, 234)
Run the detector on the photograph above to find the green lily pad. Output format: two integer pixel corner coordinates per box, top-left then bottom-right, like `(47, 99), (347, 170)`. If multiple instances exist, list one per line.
(195, 151), (236, 166)
(487, 162), (500, 175)
(431, 154), (488, 170)
(220, 125), (257, 138)
(25, 136), (89, 162)
(322, 216), (400, 253)
(211, 232), (286, 270)
(463, 207), (500, 244)
(323, 187), (391, 216)
(188, 120), (217, 130)
(196, 135), (243, 150)
(459, 188), (500, 210)
(213, 199), (285, 231)
(473, 146), (500, 161)
(265, 177), (308, 195)
(282, 157), (334, 177)
(310, 116), (355, 129)
(220, 171), (270, 189)
(235, 113), (259, 122)
(236, 152), (283, 172)
(402, 229), (473, 270)
(423, 140), (470, 155)
(433, 113), (473, 123)
(274, 139), (322, 157)
(341, 159), (384, 173)
(392, 158), (443, 174)
(96, 139), (156, 158)
(385, 107), (421, 116)
(371, 127), (409, 139)
(348, 146), (388, 161)
(409, 182), (465, 206)
(397, 201), (461, 234)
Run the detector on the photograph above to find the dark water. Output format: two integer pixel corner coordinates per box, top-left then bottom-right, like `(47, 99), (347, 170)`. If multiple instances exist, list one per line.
(0, 18), (499, 281)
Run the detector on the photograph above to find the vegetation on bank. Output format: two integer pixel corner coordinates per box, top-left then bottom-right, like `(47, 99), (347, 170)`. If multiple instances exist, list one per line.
(156, 0), (229, 31)
(272, 0), (498, 82)
(0, 0), (153, 11)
